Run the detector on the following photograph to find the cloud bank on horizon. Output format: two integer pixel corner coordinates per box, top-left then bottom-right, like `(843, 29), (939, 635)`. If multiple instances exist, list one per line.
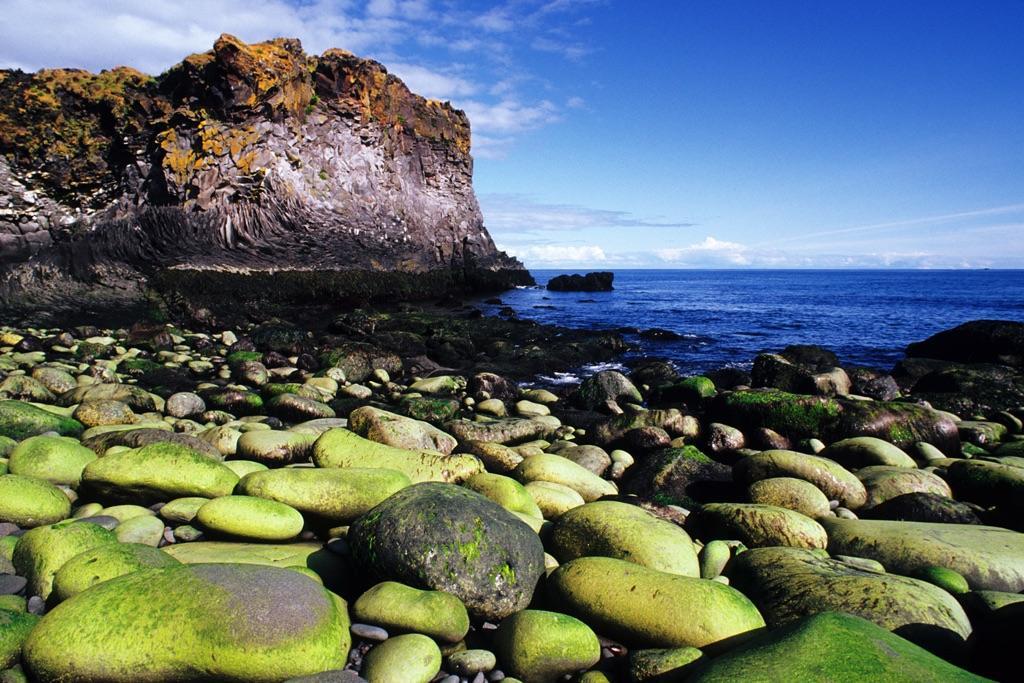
(2, 1), (1022, 269)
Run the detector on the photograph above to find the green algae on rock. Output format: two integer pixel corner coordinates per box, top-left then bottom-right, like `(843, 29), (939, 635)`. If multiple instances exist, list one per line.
(23, 564), (351, 682)
(547, 556), (765, 649)
(462, 472), (544, 519)
(6, 435), (97, 487)
(237, 467), (412, 524)
(0, 474), (72, 528)
(685, 612), (988, 682)
(747, 477), (831, 518)
(352, 581), (469, 643)
(492, 609), (601, 683)
(514, 454), (618, 502)
(81, 441), (239, 503)
(52, 542), (181, 602)
(727, 546), (972, 652)
(195, 495), (304, 541)
(685, 503), (828, 550)
(549, 500), (700, 576)
(312, 428), (482, 484)
(12, 520), (117, 599)
(734, 449), (867, 509)
(0, 608), (38, 669)
(348, 482), (545, 621)
(360, 633), (440, 683)
(821, 517), (1024, 592)
(0, 400), (83, 440)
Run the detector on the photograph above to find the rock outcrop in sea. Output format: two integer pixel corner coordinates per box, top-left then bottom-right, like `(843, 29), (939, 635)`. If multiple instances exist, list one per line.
(0, 34), (531, 320)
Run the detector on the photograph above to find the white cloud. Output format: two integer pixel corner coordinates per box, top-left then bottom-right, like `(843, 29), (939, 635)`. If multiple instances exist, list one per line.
(482, 194), (694, 232)
(386, 62), (477, 99)
(566, 95), (586, 108)
(473, 8), (515, 33)
(657, 236), (751, 265)
(461, 99), (560, 135)
(503, 244), (607, 265)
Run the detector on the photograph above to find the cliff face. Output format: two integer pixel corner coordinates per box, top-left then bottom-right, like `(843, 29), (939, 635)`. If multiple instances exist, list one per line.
(0, 34), (530, 317)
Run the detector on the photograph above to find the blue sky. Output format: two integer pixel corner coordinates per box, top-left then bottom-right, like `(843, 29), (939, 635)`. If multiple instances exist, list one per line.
(3, 1), (1022, 268)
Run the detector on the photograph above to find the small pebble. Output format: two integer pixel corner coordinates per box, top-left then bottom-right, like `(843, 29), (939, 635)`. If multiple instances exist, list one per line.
(0, 574), (28, 595)
(350, 623), (389, 641)
(27, 595), (45, 614)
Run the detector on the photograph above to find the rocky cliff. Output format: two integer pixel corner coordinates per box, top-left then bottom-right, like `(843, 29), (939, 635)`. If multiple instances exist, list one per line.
(0, 34), (530, 320)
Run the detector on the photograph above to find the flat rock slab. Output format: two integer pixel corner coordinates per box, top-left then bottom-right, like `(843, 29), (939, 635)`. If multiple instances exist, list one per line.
(822, 517), (1024, 592)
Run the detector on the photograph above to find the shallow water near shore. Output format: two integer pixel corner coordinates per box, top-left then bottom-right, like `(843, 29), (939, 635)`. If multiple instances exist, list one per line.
(474, 269), (1024, 374)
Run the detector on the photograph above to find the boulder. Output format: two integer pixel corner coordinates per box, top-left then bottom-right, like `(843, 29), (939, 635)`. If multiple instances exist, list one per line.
(7, 435), (97, 487)
(81, 442), (239, 503)
(733, 449), (867, 509)
(23, 564), (351, 682)
(12, 520), (117, 599)
(492, 610), (601, 683)
(906, 320), (1024, 368)
(860, 492), (983, 525)
(0, 608), (38, 669)
(621, 446), (734, 509)
(195, 495), (305, 542)
(573, 370), (642, 410)
(312, 428), (481, 484)
(0, 400), (83, 440)
(237, 467), (411, 524)
(546, 272), (614, 292)
(746, 477), (830, 518)
(514, 454), (617, 502)
(360, 633), (440, 683)
(0, 474), (72, 528)
(728, 546), (972, 651)
(549, 500), (700, 576)
(348, 482), (545, 620)
(685, 612), (986, 682)
(856, 466), (952, 509)
(686, 503), (828, 549)
(547, 556), (765, 649)
(822, 517), (1024, 591)
(352, 581), (469, 643)
(52, 542), (180, 602)
(820, 436), (916, 468)
(348, 406), (457, 454)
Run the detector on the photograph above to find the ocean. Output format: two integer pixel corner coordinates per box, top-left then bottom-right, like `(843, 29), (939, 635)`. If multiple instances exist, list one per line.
(470, 269), (1024, 378)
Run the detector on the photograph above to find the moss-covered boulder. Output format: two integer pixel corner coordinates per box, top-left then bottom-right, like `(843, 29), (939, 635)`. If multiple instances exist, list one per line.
(822, 517), (1024, 591)
(23, 564), (351, 682)
(349, 406), (457, 454)
(7, 435), (97, 487)
(348, 482), (545, 620)
(820, 436), (917, 468)
(514, 454), (617, 502)
(709, 390), (960, 454)
(549, 500), (699, 575)
(61, 383), (159, 413)
(52, 542), (181, 602)
(312, 429), (482, 484)
(115, 514), (166, 546)
(0, 608), (38, 669)
(686, 503), (828, 549)
(195, 495), (304, 542)
(462, 472), (543, 519)
(352, 581), (469, 643)
(620, 446), (734, 509)
(856, 466), (952, 509)
(235, 430), (318, 466)
(161, 541), (345, 581)
(747, 477), (830, 518)
(81, 442), (239, 503)
(443, 417), (557, 446)
(12, 520), (117, 599)
(628, 646), (704, 682)
(159, 497), (210, 524)
(0, 400), (83, 440)
(547, 556), (765, 648)
(0, 474), (72, 528)
(360, 633), (440, 683)
(944, 459), (1024, 509)
(685, 612), (987, 682)
(573, 370), (643, 410)
(734, 449), (867, 509)
(237, 467), (411, 524)
(728, 546), (971, 651)
(266, 394), (335, 422)
(492, 609), (601, 683)
(525, 480), (585, 519)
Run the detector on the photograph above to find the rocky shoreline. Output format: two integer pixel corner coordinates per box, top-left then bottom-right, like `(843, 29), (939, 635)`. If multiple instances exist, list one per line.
(1, 311), (1023, 682)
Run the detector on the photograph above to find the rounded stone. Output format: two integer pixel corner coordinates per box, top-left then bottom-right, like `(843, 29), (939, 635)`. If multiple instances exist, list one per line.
(492, 610), (600, 683)
(352, 581), (469, 643)
(361, 633), (441, 683)
(550, 500), (699, 576)
(237, 467), (411, 524)
(348, 482), (546, 621)
(462, 473), (543, 519)
(747, 477), (830, 518)
(734, 450), (867, 510)
(165, 392), (206, 418)
(524, 480), (585, 519)
(12, 520), (118, 599)
(23, 564), (351, 682)
(114, 514), (166, 546)
(547, 556), (765, 649)
(52, 542), (180, 602)
(514, 454), (617, 502)
(686, 503), (828, 550)
(628, 647), (704, 682)
(916, 566), (970, 595)
(196, 495), (305, 542)
(1, 608), (38, 669)
(820, 437), (917, 469)
(73, 399), (135, 428)
(446, 649), (496, 676)
(0, 474), (72, 528)
(7, 435), (97, 488)
(159, 497), (210, 524)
